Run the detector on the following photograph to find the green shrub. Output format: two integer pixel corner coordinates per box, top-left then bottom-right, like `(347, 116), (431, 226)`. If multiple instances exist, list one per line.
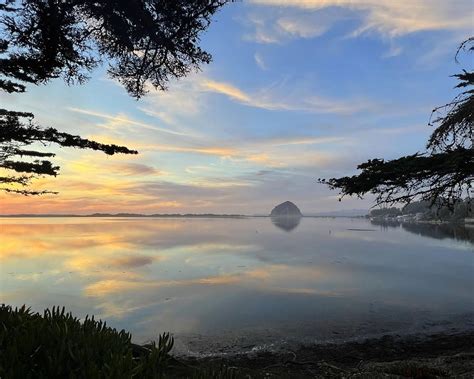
(0, 304), (174, 378)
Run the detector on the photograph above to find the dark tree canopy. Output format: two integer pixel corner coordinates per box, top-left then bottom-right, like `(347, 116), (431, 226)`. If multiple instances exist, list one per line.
(320, 38), (474, 208)
(0, 0), (228, 195)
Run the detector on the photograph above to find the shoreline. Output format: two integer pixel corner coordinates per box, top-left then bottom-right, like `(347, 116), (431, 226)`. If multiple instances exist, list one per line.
(4, 303), (473, 377)
(176, 330), (474, 377)
(1, 213), (471, 225)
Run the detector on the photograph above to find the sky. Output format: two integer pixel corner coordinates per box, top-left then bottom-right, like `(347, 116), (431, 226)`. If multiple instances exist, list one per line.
(1, 0), (473, 215)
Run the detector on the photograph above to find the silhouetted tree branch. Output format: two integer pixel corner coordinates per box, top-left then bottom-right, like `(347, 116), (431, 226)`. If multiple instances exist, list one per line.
(0, 109), (138, 194)
(0, 0), (229, 195)
(320, 38), (474, 208)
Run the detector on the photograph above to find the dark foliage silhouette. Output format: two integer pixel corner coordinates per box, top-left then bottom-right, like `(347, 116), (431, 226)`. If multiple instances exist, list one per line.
(0, 0), (228, 194)
(0, 305), (238, 378)
(0, 109), (138, 195)
(320, 38), (473, 208)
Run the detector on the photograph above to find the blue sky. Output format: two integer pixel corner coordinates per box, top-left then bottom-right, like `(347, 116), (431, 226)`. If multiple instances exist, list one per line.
(1, 0), (472, 214)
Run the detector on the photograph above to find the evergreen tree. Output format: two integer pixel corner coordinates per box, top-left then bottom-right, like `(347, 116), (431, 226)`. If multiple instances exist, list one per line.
(320, 38), (473, 208)
(0, 0), (228, 194)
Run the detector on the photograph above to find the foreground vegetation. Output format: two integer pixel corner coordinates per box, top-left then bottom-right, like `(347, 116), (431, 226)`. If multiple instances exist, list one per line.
(0, 305), (236, 378)
(2, 304), (473, 378)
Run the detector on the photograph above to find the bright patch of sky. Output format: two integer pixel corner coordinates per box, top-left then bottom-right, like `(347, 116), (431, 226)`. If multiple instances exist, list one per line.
(1, 0), (472, 214)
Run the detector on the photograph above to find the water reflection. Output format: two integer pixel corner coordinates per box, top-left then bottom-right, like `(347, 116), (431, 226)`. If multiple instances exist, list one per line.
(370, 219), (474, 243)
(0, 217), (472, 353)
(270, 215), (301, 232)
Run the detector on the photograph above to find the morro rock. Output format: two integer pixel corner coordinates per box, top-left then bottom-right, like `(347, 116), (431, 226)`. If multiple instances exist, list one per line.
(270, 201), (302, 217)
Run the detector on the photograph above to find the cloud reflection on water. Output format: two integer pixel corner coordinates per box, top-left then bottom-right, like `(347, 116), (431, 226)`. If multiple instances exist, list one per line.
(0, 217), (473, 350)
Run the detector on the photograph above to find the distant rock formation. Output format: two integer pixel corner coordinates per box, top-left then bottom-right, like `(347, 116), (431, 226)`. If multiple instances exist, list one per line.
(270, 201), (302, 217)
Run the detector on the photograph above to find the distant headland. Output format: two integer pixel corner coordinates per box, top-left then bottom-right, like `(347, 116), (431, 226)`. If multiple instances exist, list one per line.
(0, 206), (372, 219)
(0, 213), (247, 218)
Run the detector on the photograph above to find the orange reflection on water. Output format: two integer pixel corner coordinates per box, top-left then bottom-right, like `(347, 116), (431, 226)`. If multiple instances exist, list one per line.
(2, 216), (472, 348)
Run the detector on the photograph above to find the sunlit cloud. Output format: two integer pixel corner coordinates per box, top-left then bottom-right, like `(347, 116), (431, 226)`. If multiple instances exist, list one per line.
(244, 10), (336, 44)
(248, 0), (473, 39)
(202, 80), (251, 103)
(201, 79), (376, 114)
(263, 136), (348, 146)
(137, 74), (207, 133)
(68, 107), (188, 136)
(108, 163), (162, 176)
(136, 72), (378, 120)
(143, 143), (237, 157)
(0, 120), (357, 215)
(0, 0), (459, 216)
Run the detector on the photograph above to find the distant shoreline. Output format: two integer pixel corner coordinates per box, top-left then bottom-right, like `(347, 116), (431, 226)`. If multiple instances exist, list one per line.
(0, 213), (248, 218)
(2, 215), (471, 227)
(0, 213), (368, 218)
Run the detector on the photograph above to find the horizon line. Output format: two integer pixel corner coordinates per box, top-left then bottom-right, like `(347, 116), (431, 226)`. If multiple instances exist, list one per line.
(0, 212), (368, 218)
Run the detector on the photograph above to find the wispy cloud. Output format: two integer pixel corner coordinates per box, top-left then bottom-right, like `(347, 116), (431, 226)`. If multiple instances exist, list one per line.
(249, 0), (473, 39)
(243, 9), (337, 44)
(201, 79), (376, 114)
(108, 163), (162, 176)
(262, 135), (348, 147)
(277, 16), (329, 38)
(254, 52), (267, 70)
(202, 80), (251, 103)
(3, 0), (448, 217)
(134, 72), (378, 121)
(132, 134), (349, 165)
(139, 143), (237, 157)
(138, 74), (207, 131)
(68, 107), (188, 136)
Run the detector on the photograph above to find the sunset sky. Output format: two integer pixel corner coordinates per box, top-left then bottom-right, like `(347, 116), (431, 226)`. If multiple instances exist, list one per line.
(1, 0), (472, 215)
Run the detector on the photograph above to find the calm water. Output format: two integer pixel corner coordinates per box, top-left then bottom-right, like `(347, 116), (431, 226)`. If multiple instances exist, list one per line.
(1, 217), (473, 355)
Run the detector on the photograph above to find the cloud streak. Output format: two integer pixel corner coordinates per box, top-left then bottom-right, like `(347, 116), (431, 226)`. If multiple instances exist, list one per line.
(201, 79), (376, 114)
(248, 0), (473, 39)
(68, 107), (188, 136)
(254, 52), (267, 70)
